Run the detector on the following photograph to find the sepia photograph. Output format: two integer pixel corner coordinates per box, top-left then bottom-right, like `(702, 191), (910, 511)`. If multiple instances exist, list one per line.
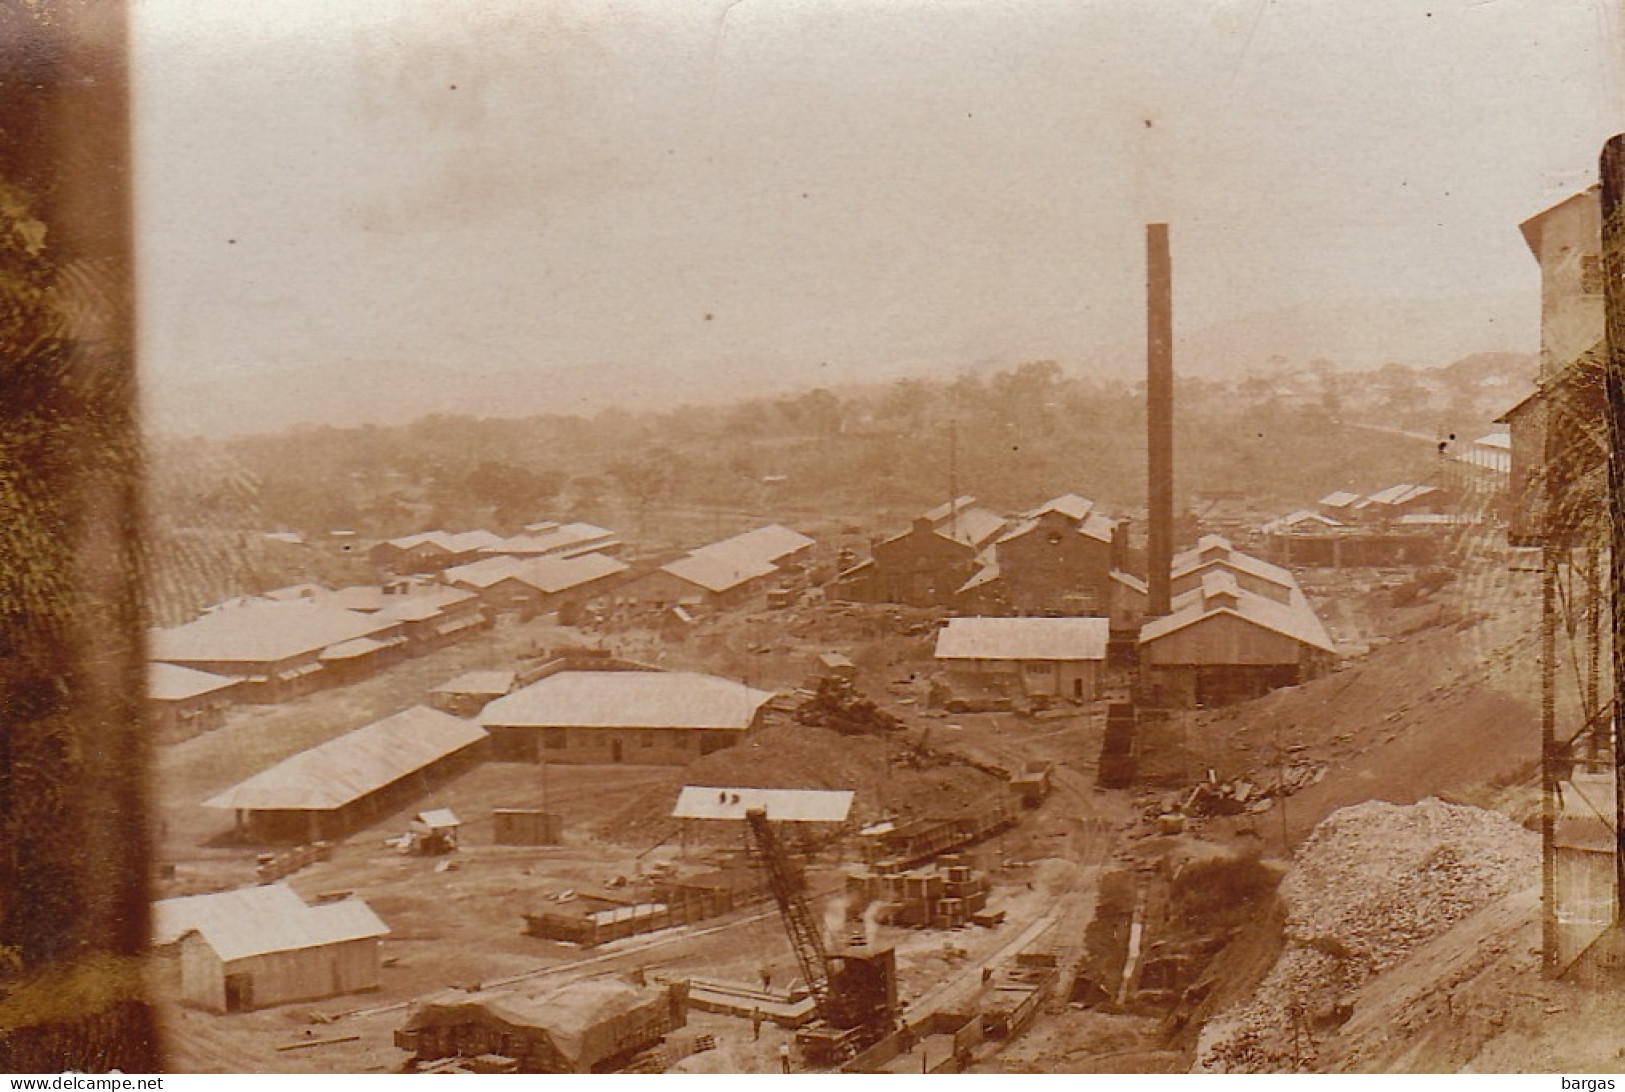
(2, 0), (1624, 1078)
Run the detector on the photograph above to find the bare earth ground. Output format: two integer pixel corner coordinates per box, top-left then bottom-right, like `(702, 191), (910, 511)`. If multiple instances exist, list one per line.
(151, 537), (1616, 1074)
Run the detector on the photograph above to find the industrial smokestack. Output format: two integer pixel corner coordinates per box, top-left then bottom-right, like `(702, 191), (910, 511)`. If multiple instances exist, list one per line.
(1147, 223), (1174, 618)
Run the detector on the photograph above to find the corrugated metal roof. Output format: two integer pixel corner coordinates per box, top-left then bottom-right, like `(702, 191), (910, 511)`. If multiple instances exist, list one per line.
(1024, 493), (1094, 521)
(997, 508), (1116, 547)
(1317, 491), (1362, 509)
(153, 601), (398, 666)
(153, 884), (389, 962)
(1263, 510), (1345, 533)
(444, 530), (504, 553)
(1364, 483), (1440, 507)
(672, 786), (854, 823)
(431, 670), (516, 697)
(264, 583), (324, 602)
(1172, 539), (1298, 592)
(1079, 512), (1117, 544)
(204, 706), (488, 811)
(922, 495), (978, 524)
(935, 617), (1109, 662)
(444, 555), (526, 589)
(513, 551), (629, 594)
(381, 531), (449, 552)
(482, 523), (616, 558)
(376, 585), (478, 623)
(381, 529), (504, 554)
(1112, 570), (1147, 594)
(416, 808), (460, 829)
(702, 524), (814, 566)
(660, 551), (779, 594)
(148, 662), (240, 702)
(482, 671), (774, 730)
(957, 560), (1001, 594)
(1139, 582), (1337, 655)
(318, 636), (389, 661)
(375, 597), (444, 623)
(938, 507), (1007, 549)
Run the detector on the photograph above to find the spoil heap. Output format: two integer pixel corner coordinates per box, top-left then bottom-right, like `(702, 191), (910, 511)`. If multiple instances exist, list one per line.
(1195, 798), (1536, 1073)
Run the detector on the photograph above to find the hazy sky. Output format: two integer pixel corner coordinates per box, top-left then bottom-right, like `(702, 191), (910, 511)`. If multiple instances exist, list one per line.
(131, 0), (1623, 432)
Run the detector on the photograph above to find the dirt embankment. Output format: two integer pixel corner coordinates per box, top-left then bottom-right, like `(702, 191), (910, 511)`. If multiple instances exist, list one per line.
(1141, 558), (1551, 852)
(592, 721), (1006, 846)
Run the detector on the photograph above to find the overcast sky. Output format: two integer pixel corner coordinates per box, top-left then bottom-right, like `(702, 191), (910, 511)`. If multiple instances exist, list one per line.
(130, 0), (1624, 433)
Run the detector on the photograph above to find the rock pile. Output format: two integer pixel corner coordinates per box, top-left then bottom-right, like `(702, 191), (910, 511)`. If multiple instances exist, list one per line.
(1195, 798), (1536, 1072)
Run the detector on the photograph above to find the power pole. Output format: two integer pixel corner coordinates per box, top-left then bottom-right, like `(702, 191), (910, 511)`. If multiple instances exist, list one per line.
(1541, 531), (1560, 973)
(1600, 134), (1625, 925)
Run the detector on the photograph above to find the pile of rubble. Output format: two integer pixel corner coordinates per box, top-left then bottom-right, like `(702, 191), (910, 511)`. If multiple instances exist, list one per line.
(1153, 764), (1326, 821)
(793, 677), (902, 735)
(1194, 798), (1536, 1073)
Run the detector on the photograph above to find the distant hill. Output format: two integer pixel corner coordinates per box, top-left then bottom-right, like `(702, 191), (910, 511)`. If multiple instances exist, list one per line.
(142, 292), (1535, 438)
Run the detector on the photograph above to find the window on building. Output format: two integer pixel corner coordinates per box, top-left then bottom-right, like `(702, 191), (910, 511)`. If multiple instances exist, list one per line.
(1581, 254), (1605, 296)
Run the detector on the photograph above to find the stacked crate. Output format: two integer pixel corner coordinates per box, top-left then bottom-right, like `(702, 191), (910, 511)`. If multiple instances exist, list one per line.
(845, 856), (990, 931)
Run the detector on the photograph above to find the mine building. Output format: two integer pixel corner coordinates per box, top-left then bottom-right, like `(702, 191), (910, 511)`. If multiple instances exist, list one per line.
(1137, 569), (1338, 707)
(368, 529), (505, 574)
(151, 884), (389, 1013)
(624, 524), (815, 609)
(956, 494), (1123, 616)
(476, 521), (621, 560)
(204, 705), (489, 842)
(147, 662), (242, 737)
(933, 616), (1109, 702)
(479, 670), (775, 764)
(444, 550), (628, 619)
(834, 496), (1006, 608)
(150, 599), (408, 702)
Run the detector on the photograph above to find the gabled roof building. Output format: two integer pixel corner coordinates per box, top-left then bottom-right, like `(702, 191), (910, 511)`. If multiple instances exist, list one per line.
(151, 600), (407, 700)
(205, 705), (489, 842)
(1139, 567), (1337, 707)
(151, 884), (389, 1012)
(480, 670), (774, 765)
(934, 616), (1109, 701)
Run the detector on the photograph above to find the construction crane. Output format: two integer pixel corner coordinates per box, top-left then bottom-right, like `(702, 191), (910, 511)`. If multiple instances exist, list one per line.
(743, 807), (897, 1066)
(744, 807), (833, 1017)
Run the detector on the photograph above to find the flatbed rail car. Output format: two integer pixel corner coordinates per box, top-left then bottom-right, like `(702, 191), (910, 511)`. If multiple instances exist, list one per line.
(864, 791), (1019, 872)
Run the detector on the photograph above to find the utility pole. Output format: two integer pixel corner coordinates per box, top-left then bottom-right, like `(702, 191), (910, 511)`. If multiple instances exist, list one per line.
(1599, 134), (1625, 925)
(1541, 529), (1560, 973)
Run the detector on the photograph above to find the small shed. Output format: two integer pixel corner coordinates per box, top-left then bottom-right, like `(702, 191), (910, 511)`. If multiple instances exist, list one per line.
(151, 884), (389, 1013)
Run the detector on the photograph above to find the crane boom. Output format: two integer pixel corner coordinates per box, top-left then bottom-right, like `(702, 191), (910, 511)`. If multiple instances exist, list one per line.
(744, 807), (832, 1018)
